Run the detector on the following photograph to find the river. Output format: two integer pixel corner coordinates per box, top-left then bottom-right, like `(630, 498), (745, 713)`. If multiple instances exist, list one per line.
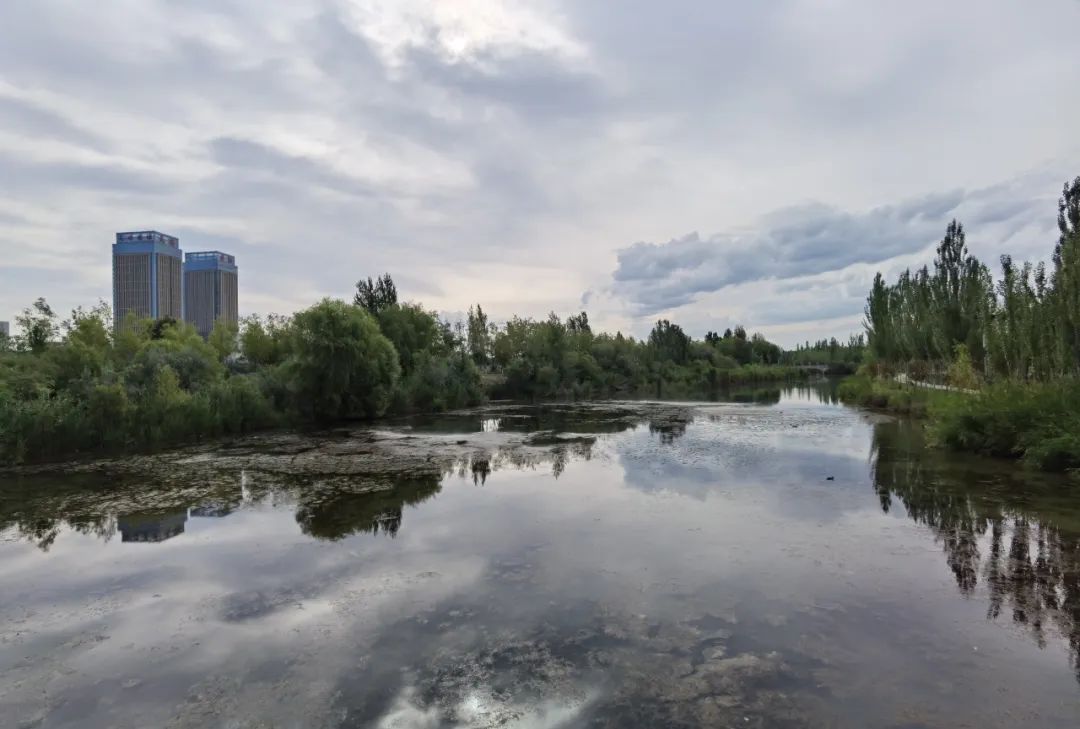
(1, 383), (1078, 728)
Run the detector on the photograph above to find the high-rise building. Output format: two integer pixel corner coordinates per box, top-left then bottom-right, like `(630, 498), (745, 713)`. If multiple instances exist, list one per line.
(0, 321), (9, 339)
(112, 231), (183, 330)
(183, 251), (238, 338)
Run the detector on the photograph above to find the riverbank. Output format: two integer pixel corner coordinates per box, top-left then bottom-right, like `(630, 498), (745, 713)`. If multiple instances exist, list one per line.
(0, 364), (809, 467)
(836, 374), (938, 417)
(930, 379), (1080, 472)
(838, 374), (1080, 473)
(1, 291), (811, 467)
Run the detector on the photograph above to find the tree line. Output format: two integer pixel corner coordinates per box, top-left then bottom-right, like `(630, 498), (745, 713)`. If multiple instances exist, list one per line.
(0, 279), (804, 464)
(854, 175), (1080, 471)
(864, 177), (1080, 382)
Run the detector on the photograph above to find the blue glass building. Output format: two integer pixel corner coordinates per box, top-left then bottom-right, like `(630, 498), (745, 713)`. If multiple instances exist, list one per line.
(112, 231), (183, 330)
(183, 251), (239, 338)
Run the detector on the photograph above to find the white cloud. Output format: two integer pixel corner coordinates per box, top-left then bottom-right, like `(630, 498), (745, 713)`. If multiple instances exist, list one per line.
(0, 0), (1079, 344)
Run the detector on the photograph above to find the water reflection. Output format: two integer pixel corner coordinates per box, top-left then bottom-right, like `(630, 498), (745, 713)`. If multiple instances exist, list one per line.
(0, 432), (607, 550)
(871, 419), (1080, 681)
(4, 389), (1080, 728)
(294, 477), (442, 540)
(117, 510), (187, 543)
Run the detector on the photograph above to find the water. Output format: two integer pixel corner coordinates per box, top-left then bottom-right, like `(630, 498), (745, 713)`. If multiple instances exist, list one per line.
(2, 385), (1078, 728)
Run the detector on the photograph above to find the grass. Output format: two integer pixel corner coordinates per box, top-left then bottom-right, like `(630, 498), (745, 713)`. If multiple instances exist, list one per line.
(928, 379), (1080, 472)
(839, 371), (1080, 473)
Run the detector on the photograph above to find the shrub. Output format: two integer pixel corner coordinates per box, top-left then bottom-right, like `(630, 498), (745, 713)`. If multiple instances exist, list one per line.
(929, 379), (1080, 471)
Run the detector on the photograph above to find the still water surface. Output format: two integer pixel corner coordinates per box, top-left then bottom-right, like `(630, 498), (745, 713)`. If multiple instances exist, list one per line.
(2, 384), (1079, 727)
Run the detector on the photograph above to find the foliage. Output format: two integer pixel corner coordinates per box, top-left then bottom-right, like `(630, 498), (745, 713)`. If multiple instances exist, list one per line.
(837, 374), (937, 417)
(15, 298), (58, 354)
(208, 319), (239, 361)
(865, 180), (1080, 381)
(946, 343), (980, 390)
(466, 305), (492, 367)
(0, 274), (805, 465)
(353, 273), (398, 314)
(376, 303), (450, 376)
(783, 335), (865, 374)
(856, 176), (1080, 471)
(929, 380), (1080, 471)
(286, 299), (400, 420)
(239, 314), (292, 367)
(488, 311), (803, 400)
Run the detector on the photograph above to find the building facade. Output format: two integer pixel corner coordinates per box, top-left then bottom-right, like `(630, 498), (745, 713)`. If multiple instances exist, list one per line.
(183, 251), (238, 338)
(112, 231), (183, 330)
(0, 321), (9, 339)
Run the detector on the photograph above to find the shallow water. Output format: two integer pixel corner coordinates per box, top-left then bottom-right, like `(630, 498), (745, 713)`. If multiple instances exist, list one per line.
(2, 384), (1079, 728)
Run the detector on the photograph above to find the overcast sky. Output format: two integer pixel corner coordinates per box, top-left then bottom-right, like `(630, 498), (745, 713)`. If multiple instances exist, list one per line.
(2, 0), (1079, 345)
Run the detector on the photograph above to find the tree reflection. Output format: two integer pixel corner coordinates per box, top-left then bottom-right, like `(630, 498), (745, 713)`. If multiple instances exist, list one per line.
(293, 476), (442, 540)
(647, 418), (688, 445)
(870, 421), (1080, 681)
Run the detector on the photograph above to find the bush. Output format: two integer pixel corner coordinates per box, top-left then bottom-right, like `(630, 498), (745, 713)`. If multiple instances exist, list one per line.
(398, 351), (483, 412)
(929, 379), (1080, 471)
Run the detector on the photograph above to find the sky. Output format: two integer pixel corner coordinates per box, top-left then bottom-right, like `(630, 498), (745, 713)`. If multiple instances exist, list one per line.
(1, 0), (1079, 347)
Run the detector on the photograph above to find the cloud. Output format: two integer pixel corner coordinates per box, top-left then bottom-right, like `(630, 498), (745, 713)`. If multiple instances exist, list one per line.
(608, 171), (1065, 320)
(1, 0), (1079, 344)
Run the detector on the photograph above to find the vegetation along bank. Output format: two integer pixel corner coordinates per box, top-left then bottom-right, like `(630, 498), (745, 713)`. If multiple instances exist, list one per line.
(844, 175), (1080, 472)
(0, 273), (808, 465)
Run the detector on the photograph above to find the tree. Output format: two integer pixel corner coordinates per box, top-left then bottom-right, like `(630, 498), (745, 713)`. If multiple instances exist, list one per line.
(566, 312), (591, 335)
(466, 304), (491, 367)
(648, 320), (690, 365)
(1053, 176), (1080, 373)
(376, 303), (445, 375)
(240, 314), (292, 367)
(149, 317), (178, 340)
(208, 319), (239, 361)
(16, 298), (57, 354)
(50, 305), (112, 394)
(287, 299), (400, 420)
(354, 273), (398, 314)
(864, 272), (892, 361)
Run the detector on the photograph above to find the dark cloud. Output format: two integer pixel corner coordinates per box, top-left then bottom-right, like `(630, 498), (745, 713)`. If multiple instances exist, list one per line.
(608, 181), (1060, 317)
(1, 151), (177, 195)
(0, 96), (110, 151)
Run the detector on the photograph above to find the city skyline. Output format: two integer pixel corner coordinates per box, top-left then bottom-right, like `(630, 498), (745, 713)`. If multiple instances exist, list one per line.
(111, 230), (238, 335)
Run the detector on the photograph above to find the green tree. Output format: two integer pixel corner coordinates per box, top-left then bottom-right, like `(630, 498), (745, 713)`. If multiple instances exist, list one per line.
(50, 306), (112, 395)
(208, 319), (239, 361)
(354, 273), (398, 314)
(648, 320), (690, 365)
(466, 304), (491, 367)
(1052, 176), (1080, 373)
(376, 303), (446, 375)
(240, 314), (292, 367)
(287, 299), (400, 420)
(16, 298), (57, 354)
